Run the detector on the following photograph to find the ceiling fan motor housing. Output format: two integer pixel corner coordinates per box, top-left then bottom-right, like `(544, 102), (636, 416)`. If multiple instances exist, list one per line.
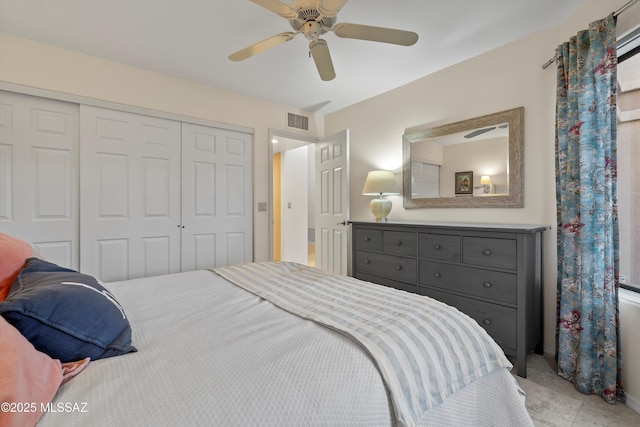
(288, 3), (336, 37)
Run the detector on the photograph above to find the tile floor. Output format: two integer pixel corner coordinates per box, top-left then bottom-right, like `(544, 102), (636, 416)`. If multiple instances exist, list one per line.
(514, 354), (640, 426)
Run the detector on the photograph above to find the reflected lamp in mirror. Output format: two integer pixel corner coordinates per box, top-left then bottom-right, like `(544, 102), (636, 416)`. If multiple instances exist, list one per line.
(362, 171), (400, 222)
(480, 175), (491, 194)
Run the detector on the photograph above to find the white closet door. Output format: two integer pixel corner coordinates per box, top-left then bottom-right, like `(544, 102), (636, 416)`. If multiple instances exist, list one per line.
(0, 91), (79, 268)
(181, 123), (253, 270)
(80, 106), (181, 282)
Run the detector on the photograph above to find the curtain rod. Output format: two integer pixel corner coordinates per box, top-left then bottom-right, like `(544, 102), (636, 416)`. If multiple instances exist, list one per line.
(541, 0), (639, 69)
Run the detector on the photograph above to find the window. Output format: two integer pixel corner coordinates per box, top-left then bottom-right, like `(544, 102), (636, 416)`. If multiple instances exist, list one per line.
(617, 28), (640, 292)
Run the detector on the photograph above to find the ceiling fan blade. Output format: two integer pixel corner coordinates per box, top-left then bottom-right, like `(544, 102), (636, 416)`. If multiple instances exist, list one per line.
(250, 0), (298, 19)
(317, 0), (349, 18)
(464, 127), (496, 139)
(309, 39), (336, 81)
(333, 23), (418, 46)
(228, 32), (296, 61)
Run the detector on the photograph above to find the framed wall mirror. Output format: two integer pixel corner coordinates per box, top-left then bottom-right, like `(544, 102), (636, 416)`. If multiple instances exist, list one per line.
(403, 107), (524, 208)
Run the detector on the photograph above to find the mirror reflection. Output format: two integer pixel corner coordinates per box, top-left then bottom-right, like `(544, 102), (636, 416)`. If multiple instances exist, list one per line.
(410, 123), (509, 198)
(403, 107), (523, 208)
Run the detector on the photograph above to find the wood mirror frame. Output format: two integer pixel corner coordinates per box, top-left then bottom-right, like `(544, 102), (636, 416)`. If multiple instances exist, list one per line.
(403, 107), (524, 208)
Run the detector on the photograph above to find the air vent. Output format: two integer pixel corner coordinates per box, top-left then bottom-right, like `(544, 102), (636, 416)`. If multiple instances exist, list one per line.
(287, 112), (309, 131)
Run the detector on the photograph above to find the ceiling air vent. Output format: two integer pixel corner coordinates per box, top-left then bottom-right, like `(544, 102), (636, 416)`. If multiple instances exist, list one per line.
(287, 112), (309, 131)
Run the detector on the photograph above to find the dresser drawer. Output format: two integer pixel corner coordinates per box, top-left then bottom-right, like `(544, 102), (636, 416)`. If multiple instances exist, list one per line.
(354, 228), (383, 251)
(354, 251), (416, 284)
(383, 231), (416, 256)
(418, 261), (516, 305)
(417, 287), (516, 350)
(418, 233), (461, 262)
(463, 237), (517, 270)
(355, 272), (418, 294)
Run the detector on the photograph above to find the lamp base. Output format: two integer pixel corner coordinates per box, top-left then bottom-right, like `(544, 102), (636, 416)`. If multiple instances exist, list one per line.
(370, 197), (392, 222)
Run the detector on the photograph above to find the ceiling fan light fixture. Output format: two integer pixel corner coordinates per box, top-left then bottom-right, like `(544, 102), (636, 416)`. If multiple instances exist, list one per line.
(302, 21), (322, 41)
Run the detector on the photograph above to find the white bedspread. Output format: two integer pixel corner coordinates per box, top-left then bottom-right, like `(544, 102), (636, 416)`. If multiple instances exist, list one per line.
(214, 262), (513, 426)
(39, 268), (533, 427)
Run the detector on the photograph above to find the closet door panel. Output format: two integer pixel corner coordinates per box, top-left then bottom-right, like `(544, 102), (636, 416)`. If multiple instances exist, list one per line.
(96, 238), (129, 283)
(181, 123), (252, 270)
(0, 91), (79, 269)
(81, 106), (181, 281)
(192, 233), (216, 270)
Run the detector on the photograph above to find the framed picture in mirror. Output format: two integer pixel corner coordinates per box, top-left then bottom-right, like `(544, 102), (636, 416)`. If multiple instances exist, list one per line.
(455, 171), (473, 195)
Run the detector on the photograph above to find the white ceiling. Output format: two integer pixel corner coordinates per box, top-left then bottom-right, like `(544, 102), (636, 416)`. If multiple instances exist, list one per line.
(0, 0), (586, 115)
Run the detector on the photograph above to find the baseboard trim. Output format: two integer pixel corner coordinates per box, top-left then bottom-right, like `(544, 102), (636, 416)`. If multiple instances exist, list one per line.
(626, 392), (640, 414)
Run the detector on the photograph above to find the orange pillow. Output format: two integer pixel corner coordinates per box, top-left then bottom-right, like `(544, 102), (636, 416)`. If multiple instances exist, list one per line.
(0, 233), (33, 301)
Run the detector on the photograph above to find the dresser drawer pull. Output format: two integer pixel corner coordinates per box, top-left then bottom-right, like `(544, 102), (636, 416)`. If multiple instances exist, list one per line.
(364, 236), (371, 241)
(482, 281), (492, 288)
(364, 259), (370, 264)
(395, 240), (402, 245)
(482, 319), (492, 326)
(482, 249), (492, 256)
(433, 244), (441, 250)
(433, 272), (441, 278)
(396, 265), (402, 270)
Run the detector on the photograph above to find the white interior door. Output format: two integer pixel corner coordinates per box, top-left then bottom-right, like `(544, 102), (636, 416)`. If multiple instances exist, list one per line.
(80, 106), (182, 282)
(315, 129), (349, 275)
(181, 123), (253, 270)
(0, 91), (79, 268)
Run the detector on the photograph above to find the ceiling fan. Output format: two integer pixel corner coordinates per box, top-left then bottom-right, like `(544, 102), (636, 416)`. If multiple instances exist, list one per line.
(228, 0), (419, 81)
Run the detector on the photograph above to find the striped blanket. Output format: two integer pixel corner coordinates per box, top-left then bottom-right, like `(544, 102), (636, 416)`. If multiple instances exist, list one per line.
(213, 262), (511, 427)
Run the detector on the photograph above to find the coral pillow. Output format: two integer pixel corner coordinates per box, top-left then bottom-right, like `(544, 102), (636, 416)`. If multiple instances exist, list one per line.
(0, 316), (90, 427)
(0, 233), (33, 301)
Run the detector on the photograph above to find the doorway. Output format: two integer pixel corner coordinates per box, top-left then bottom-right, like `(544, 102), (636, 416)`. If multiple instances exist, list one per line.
(269, 130), (317, 266)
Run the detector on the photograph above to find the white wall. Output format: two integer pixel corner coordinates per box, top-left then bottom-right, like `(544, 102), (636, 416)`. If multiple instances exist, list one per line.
(325, 0), (639, 403)
(620, 291), (640, 412)
(0, 32), (323, 263)
(281, 145), (309, 264)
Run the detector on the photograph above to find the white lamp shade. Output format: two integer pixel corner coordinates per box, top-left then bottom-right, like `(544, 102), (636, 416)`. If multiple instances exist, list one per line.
(362, 171), (399, 195)
(480, 176), (491, 185)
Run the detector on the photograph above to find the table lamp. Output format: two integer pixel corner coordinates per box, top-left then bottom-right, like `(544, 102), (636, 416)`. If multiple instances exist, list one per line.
(362, 171), (400, 222)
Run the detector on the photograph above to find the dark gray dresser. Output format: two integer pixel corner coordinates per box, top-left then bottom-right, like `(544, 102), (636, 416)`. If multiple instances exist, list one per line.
(350, 221), (549, 377)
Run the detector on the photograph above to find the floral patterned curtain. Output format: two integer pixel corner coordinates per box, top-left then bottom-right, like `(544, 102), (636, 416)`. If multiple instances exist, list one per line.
(555, 13), (624, 403)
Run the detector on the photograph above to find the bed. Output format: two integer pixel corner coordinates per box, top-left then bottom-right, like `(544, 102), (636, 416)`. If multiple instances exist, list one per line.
(1, 253), (533, 426)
